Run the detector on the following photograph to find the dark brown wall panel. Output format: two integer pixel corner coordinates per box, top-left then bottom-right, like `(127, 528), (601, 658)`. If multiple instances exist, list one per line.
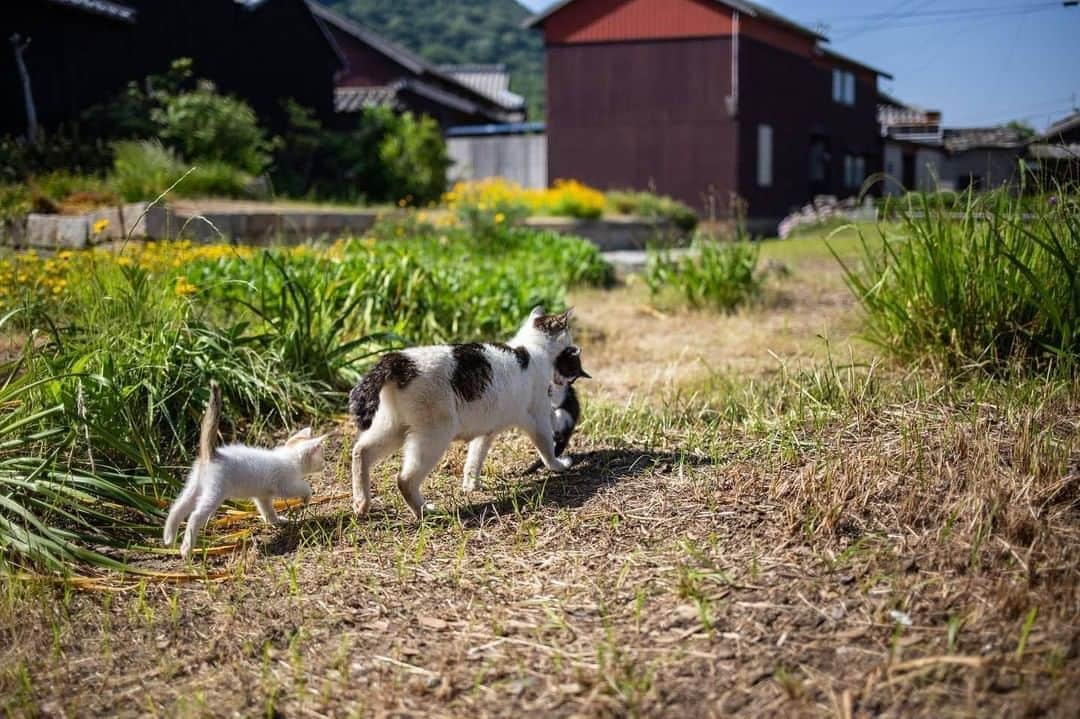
(546, 37), (737, 213)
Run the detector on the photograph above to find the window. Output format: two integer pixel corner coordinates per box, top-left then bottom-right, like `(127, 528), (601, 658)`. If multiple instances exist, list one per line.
(844, 154), (866, 189)
(832, 68), (855, 106)
(757, 124), (773, 187)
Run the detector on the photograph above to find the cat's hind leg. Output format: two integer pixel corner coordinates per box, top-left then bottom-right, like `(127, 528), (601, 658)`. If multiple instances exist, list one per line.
(351, 428), (404, 516)
(253, 496), (287, 526)
(163, 472), (201, 546)
(397, 429), (452, 519)
(180, 484), (225, 560)
(462, 433), (494, 492)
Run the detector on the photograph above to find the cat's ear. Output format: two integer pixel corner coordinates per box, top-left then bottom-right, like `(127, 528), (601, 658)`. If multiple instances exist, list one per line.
(298, 435), (328, 458)
(560, 307), (574, 322)
(285, 427), (313, 446)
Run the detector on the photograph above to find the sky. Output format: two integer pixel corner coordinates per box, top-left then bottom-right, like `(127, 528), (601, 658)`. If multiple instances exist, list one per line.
(517, 0), (1080, 131)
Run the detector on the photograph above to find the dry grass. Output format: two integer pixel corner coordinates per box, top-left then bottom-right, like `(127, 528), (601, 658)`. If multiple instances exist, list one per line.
(1, 230), (1077, 717)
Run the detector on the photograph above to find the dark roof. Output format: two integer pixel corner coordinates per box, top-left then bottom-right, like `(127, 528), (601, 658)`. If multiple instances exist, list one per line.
(943, 127), (1030, 153)
(307, 1), (521, 116)
(306, 0), (427, 74)
(817, 46), (892, 79)
(525, 0), (826, 41)
(46, 0), (136, 22)
(1040, 111), (1080, 141)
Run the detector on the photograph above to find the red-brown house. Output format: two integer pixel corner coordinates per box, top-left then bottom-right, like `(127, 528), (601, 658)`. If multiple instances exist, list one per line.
(527, 0), (891, 230)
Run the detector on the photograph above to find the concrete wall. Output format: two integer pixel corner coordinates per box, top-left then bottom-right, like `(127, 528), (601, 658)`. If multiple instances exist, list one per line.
(944, 149), (1023, 191)
(447, 134), (547, 189)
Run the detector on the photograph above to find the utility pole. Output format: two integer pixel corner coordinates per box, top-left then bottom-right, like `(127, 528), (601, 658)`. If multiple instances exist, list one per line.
(10, 33), (38, 144)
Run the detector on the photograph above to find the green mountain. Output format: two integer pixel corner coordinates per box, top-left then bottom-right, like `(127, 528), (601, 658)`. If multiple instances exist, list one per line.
(318, 0), (545, 119)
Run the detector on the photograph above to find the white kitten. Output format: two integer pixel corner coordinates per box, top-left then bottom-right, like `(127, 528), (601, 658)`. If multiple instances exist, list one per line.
(348, 307), (575, 518)
(163, 381), (327, 559)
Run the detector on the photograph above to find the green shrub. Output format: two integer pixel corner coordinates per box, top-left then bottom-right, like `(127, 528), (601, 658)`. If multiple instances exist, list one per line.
(111, 140), (186, 201)
(154, 81), (272, 175)
(377, 110), (451, 205)
(607, 189), (698, 231)
(837, 188), (1079, 369)
(112, 140), (252, 201)
(272, 104), (449, 205)
(646, 234), (761, 311)
(0, 184), (29, 223)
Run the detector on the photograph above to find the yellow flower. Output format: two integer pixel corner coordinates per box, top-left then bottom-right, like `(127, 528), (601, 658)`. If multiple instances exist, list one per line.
(494, 212), (505, 224)
(174, 276), (197, 297)
(92, 218), (110, 235)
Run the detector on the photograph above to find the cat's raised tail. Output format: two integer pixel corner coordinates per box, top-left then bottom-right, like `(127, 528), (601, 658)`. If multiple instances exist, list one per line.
(164, 381), (221, 546)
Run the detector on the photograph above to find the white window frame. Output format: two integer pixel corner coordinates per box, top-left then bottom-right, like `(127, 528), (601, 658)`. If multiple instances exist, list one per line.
(757, 124), (773, 187)
(833, 69), (855, 106)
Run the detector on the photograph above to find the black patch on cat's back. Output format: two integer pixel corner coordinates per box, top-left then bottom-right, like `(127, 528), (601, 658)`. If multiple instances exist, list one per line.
(349, 351), (419, 430)
(451, 343), (492, 401)
(492, 342), (530, 369)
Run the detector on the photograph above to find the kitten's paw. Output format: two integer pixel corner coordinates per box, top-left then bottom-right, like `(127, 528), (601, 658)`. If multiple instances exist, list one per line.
(353, 498), (371, 516)
(179, 539), (192, 560)
(270, 516), (289, 527)
(420, 502), (442, 518)
(462, 476), (482, 492)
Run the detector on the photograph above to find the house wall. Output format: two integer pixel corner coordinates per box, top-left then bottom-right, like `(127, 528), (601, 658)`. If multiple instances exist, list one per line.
(545, 36), (737, 213)
(1, 4), (139, 136)
(447, 133), (547, 189)
(736, 36), (880, 222)
(943, 149), (1023, 191)
(883, 142), (946, 194)
(0, 0), (339, 137)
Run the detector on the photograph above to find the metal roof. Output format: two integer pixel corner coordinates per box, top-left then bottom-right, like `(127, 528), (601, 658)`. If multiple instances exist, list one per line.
(334, 84), (402, 113)
(1040, 111), (1080, 141)
(1028, 143), (1080, 161)
(943, 127), (1030, 153)
(446, 121), (545, 137)
(524, 0), (826, 42)
(46, 0), (136, 22)
(817, 46), (892, 79)
(439, 64), (526, 111)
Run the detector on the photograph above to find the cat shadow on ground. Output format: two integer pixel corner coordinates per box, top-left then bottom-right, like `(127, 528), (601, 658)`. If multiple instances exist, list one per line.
(452, 447), (713, 528)
(262, 448), (712, 553)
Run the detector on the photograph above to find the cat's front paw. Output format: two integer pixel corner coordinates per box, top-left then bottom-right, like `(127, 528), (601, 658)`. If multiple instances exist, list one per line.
(270, 516), (289, 527)
(353, 498), (370, 516)
(547, 455), (572, 472)
(462, 475), (482, 492)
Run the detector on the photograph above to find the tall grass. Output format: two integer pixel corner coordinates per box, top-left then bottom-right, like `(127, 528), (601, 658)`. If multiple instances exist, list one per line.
(0, 220), (612, 574)
(645, 234), (761, 312)
(837, 187), (1079, 369)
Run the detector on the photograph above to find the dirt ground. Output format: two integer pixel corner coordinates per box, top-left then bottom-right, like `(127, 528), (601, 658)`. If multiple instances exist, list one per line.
(1, 240), (1077, 718)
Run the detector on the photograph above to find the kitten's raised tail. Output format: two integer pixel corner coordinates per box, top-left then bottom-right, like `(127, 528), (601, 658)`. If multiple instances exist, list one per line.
(200, 380), (222, 466)
(164, 381), (221, 546)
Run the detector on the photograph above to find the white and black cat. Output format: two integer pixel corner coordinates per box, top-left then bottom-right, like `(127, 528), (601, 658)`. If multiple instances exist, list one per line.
(347, 307), (574, 518)
(163, 381), (326, 559)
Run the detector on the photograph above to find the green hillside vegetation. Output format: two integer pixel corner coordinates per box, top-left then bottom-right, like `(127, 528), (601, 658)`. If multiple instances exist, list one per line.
(319, 0), (545, 118)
